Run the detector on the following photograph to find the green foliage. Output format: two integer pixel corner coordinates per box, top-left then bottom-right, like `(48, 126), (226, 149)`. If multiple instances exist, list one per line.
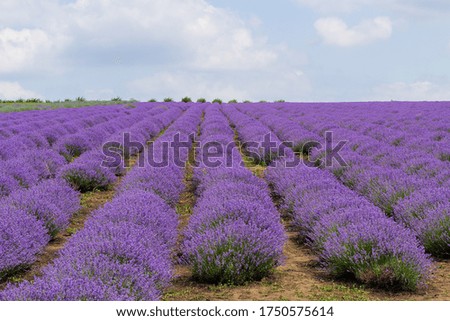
(0, 99), (130, 113)
(181, 96), (192, 103)
(243, 100), (251, 103)
(191, 238), (276, 285)
(163, 97), (173, 102)
(76, 96), (86, 102)
(212, 98), (222, 104)
(0, 264), (29, 282)
(148, 99), (157, 102)
(25, 98), (43, 103)
(419, 216), (450, 258)
(111, 97), (122, 102)
(62, 171), (112, 193)
(439, 153), (450, 162)
(328, 243), (422, 291)
(275, 99), (285, 103)
(228, 99), (238, 103)
(196, 98), (207, 103)
(259, 100), (267, 103)
(63, 144), (85, 160)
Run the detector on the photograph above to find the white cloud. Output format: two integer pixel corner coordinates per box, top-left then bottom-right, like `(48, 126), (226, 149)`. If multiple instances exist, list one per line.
(0, 0), (278, 73)
(0, 0), (308, 100)
(0, 81), (42, 100)
(0, 28), (58, 73)
(61, 0), (277, 70)
(372, 81), (450, 100)
(314, 17), (392, 46)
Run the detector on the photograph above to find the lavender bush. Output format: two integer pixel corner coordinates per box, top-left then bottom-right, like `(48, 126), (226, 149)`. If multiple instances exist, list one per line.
(59, 156), (117, 192)
(183, 106), (286, 284)
(0, 206), (49, 280)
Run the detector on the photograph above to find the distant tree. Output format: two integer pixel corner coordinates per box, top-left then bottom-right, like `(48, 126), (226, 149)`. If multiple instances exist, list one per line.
(163, 97), (173, 102)
(275, 99), (285, 103)
(212, 98), (222, 104)
(111, 97), (122, 102)
(259, 100), (267, 103)
(148, 98), (157, 102)
(243, 100), (251, 103)
(228, 99), (238, 103)
(25, 98), (43, 103)
(76, 96), (86, 102)
(181, 96), (192, 103)
(196, 98), (207, 103)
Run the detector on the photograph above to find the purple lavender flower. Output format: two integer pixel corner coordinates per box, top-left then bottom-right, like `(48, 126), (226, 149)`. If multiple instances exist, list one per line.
(55, 134), (93, 161)
(0, 205), (49, 280)
(0, 158), (40, 188)
(6, 179), (80, 238)
(416, 204), (449, 257)
(182, 106), (286, 285)
(0, 190), (177, 301)
(312, 208), (432, 290)
(0, 172), (21, 198)
(59, 157), (117, 192)
(183, 219), (285, 285)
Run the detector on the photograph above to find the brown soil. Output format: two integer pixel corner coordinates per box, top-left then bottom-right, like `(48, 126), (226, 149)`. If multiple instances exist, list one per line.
(175, 134), (197, 257)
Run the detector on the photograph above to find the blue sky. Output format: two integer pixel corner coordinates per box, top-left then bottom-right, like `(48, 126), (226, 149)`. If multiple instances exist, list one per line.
(0, 0), (449, 102)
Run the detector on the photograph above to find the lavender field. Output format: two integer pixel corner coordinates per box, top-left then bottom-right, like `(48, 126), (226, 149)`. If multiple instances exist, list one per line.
(0, 101), (449, 301)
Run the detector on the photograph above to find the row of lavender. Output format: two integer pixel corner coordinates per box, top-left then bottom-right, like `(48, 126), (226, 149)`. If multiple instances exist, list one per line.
(0, 103), (167, 197)
(237, 103), (449, 258)
(0, 105), (125, 142)
(225, 105), (433, 290)
(0, 105), (203, 300)
(266, 161), (432, 290)
(276, 104), (450, 186)
(267, 102), (450, 163)
(0, 104), (183, 282)
(119, 105), (203, 205)
(1, 105), (129, 279)
(181, 106), (286, 284)
(57, 105), (179, 192)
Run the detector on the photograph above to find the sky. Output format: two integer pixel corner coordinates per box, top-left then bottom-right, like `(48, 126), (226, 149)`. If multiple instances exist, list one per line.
(0, 0), (450, 102)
